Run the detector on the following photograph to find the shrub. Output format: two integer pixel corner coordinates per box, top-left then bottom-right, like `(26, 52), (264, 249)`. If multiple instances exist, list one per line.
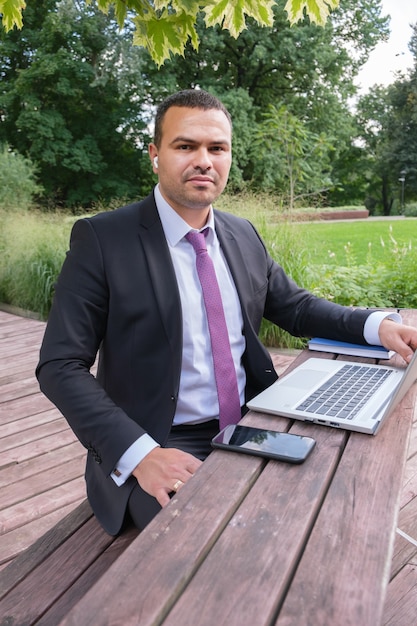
(405, 203), (417, 218)
(308, 234), (417, 309)
(0, 145), (43, 210)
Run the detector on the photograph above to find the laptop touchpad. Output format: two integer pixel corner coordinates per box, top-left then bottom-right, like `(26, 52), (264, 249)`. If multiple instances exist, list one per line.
(284, 369), (327, 390)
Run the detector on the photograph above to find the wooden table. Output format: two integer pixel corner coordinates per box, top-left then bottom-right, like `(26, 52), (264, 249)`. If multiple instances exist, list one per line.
(1, 309), (416, 626)
(55, 310), (416, 626)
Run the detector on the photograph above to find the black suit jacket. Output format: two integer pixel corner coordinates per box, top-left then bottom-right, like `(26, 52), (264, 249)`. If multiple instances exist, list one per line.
(36, 191), (371, 534)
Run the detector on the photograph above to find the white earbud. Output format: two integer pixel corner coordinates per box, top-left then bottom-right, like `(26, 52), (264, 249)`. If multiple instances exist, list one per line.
(153, 156), (158, 168)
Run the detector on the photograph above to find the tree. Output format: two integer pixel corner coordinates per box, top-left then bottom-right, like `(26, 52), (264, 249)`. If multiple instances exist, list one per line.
(215, 88), (257, 191)
(1, 0), (341, 65)
(0, 0), (392, 208)
(0, 144), (42, 209)
(252, 103), (334, 208)
(384, 61), (417, 205)
(356, 86), (397, 214)
(355, 24), (417, 214)
(0, 0), (153, 206)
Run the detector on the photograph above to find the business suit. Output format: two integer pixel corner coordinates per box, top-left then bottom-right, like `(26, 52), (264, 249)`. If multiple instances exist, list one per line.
(36, 190), (371, 535)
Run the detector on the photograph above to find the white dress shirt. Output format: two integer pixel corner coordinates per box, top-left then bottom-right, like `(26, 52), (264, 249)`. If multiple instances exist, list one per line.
(112, 186), (245, 484)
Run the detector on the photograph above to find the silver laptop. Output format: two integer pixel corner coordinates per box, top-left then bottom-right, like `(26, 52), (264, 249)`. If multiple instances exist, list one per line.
(247, 350), (417, 434)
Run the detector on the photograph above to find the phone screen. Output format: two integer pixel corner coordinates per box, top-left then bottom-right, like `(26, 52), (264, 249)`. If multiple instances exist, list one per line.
(211, 425), (315, 464)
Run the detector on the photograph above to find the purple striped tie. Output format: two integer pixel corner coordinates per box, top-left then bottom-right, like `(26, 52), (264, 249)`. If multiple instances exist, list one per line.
(186, 229), (241, 430)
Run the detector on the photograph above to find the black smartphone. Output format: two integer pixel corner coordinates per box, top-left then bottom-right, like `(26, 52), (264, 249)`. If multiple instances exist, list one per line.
(211, 425), (316, 464)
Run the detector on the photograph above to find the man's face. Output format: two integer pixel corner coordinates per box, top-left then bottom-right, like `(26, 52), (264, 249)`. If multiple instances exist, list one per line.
(149, 106), (232, 226)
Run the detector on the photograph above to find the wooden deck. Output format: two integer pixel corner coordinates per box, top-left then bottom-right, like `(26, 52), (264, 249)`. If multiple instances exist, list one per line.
(0, 308), (416, 623)
(0, 309), (86, 572)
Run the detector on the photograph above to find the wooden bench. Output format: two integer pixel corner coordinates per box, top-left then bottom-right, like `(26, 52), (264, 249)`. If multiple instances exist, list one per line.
(1, 309), (417, 625)
(0, 500), (139, 624)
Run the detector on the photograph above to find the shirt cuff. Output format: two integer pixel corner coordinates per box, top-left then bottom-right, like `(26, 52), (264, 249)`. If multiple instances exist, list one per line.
(111, 434), (160, 486)
(363, 311), (402, 346)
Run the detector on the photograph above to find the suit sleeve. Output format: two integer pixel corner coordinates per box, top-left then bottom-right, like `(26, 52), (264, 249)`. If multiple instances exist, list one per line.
(219, 213), (372, 344)
(36, 219), (145, 476)
(263, 253), (371, 343)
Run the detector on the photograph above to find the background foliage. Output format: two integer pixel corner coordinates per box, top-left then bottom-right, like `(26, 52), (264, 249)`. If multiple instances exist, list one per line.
(0, 144), (42, 208)
(1, 200), (416, 348)
(1, 0), (417, 344)
(0, 0), (156, 207)
(1, 0), (341, 65)
(1, 0), (416, 212)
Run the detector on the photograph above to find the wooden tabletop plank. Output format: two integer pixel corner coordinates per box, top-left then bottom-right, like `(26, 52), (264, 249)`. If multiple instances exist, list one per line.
(162, 422), (347, 626)
(38, 526), (140, 626)
(58, 415), (343, 626)
(58, 434), (277, 626)
(276, 372), (416, 625)
(1, 308), (416, 624)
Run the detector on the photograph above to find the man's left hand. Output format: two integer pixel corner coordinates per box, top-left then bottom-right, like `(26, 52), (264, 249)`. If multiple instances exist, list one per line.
(379, 319), (417, 363)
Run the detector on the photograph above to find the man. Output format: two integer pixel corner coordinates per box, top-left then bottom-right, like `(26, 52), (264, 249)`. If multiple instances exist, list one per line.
(36, 89), (417, 536)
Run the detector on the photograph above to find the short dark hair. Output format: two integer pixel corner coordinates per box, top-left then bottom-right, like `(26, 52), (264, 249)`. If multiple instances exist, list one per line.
(153, 89), (232, 148)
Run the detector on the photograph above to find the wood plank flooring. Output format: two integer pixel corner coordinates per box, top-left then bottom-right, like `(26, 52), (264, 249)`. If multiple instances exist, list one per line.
(0, 308), (416, 624)
(0, 309), (86, 570)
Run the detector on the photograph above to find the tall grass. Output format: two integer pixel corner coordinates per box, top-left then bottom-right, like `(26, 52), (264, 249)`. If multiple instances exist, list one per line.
(218, 193), (310, 348)
(1, 195), (417, 348)
(305, 232), (417, 309)
(219, 194), (417, 344)
(0, 209), (73, 318)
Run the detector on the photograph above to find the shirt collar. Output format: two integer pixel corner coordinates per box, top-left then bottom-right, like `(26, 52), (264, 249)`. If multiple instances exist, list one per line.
(154, 184), (215, 247)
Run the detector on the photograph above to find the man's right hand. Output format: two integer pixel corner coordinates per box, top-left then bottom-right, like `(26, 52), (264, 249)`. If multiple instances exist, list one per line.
(132, 447), (202, 507)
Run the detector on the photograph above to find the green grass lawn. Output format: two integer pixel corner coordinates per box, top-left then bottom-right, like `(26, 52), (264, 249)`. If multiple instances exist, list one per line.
(290, 219), (417, 266)
(216, 193), (417, 267)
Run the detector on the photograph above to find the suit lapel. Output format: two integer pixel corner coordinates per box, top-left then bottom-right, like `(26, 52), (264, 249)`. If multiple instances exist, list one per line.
(214, 211), (252, 310)
(137, 201), (252, 337)
(137, 196), (182, 357)
(214, 211), (278, 398)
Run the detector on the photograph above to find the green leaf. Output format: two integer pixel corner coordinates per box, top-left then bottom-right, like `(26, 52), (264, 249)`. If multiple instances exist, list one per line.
(0, 0), (26, 30)
(204, 0), (275, 38)
(284, 0), (339, 26)
(0, 0), (340, 65)
(155, 0), (197, 12)
(133, 10), (199, 67)
(92, 1), (157, 28)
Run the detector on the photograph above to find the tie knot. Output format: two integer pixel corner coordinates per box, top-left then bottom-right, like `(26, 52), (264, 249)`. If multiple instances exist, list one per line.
(185, 228), (208, 254)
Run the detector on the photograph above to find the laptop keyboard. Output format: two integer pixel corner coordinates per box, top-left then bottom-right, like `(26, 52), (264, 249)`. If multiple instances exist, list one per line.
(296, 363), (394, 420)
